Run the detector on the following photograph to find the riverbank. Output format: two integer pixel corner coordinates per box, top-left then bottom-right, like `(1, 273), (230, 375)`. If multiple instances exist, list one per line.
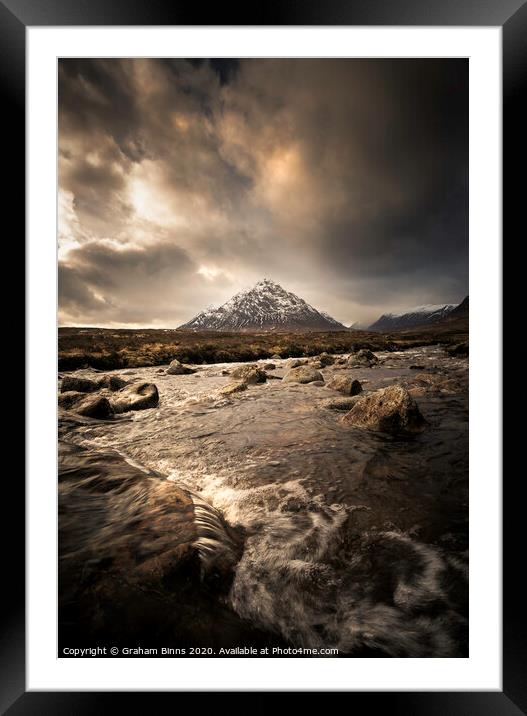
(58, 324), (468, 371)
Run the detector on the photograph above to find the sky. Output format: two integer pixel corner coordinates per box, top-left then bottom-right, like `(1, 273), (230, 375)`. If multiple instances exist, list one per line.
(58, 58), (468, 328)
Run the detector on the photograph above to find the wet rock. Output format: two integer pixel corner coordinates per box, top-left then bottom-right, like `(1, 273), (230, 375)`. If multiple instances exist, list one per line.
(219, 382), (248, 397)
(409, 365), (425, 370)
(283, 366), (324, 384)
(59, 443), (197, 639)
(280, 496), (305, 512)
(411, 372), (459, 394)
(109, 382), (159, 413)
(61, 375), (99, 393)
(156, 368), (165, 374)
(95, 374), (129, 391)
(221, 369), (231, 376)
(323, 395), (363, 411)
(58, 391), (113, 419)
(327, 375), (363, 396)
(230, 364), (267, 384)
(342, 385), (426, 434)
(288, 358), (307, 369)
(408, 386), (427, 398)
(347, 349), (379, 368)
(311, 360), (323, 369)
(58, 442), (257, 651)
(318, 352), (335, 367)
(271, 354), (282, 360)
(446, 342), (469, 358)
(263, 363), (276, 370)
(167, 359), (196, 375)
(58, 390), (85, 410)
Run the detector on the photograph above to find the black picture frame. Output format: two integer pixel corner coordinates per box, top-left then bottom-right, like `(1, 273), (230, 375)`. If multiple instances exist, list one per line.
(5, 0), (519, 711)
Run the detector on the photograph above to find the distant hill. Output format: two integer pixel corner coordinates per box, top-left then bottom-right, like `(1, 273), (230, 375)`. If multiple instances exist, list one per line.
(377, 296), (468, 345)
(178, 279), (347, 332)
(447, 295), (469, 319)
(369, 303), (456, 332)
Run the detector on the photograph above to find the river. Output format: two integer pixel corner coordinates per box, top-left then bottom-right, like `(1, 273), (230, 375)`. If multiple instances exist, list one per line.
(58, 345), (468, 657)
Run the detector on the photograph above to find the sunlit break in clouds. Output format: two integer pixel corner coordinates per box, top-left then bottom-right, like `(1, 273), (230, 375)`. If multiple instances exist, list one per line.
(58, 58), (468, 328)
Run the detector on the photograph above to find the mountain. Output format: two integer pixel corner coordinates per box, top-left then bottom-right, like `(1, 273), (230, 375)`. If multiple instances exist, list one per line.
(369, 303), (457, 332)
(179, 279), (347, 332)
(447, 295), (468, 319)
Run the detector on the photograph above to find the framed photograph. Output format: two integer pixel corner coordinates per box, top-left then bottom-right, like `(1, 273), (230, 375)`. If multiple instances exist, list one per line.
(6, 0), (519, 710)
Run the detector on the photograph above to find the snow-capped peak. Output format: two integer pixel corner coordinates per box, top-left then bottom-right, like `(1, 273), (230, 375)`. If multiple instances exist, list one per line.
(386, 304), (456, 319)
(179, 279), (346, 332)
(369, 303), (457, 331)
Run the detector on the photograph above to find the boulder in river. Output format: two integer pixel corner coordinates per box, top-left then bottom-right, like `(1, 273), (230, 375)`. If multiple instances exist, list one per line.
(58, 391), (113, 419)
(58, 442), (254, 650)
(347, 349), (379, 368)
(230, 364), (267, 384)
(271, 353), (282, 360)
(446, 342), (469, 358)
(59, 443), (199, 642)
(109, 381), (159, 413)
(283, 366), (324, 384)
(342, 385), (426, 434)
(61, 375), (99, 393)
(219, 382), (248, 397)
(263, 363), (276, 370)
(95, 374), (129, 391)
(410, 372), (459, 395)
(407, 385), (427, 398)
(317, 352), (335, 367)
(288, 358), (307, 369)
(58, 390), (86, 410)
(322, 395), (363, 411)
(327, 375), (363, 396)
(167, 359), (196, 375)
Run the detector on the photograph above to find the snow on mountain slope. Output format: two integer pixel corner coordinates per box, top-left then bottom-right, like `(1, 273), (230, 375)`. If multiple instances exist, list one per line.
(179, 279), (347, 332)
(369, 303), (457, 331)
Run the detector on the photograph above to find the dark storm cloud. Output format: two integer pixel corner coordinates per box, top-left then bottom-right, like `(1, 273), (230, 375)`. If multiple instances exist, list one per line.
(58, 58), (468, 327)
(59, 59), (145, 161)
(59, 240), (197, 325)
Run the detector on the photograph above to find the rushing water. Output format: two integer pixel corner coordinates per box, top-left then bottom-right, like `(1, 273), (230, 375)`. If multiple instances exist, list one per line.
(58, 346), (468, 657)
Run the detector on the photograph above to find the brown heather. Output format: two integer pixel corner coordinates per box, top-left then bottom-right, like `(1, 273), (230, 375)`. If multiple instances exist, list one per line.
(58, 321), (468, 371)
